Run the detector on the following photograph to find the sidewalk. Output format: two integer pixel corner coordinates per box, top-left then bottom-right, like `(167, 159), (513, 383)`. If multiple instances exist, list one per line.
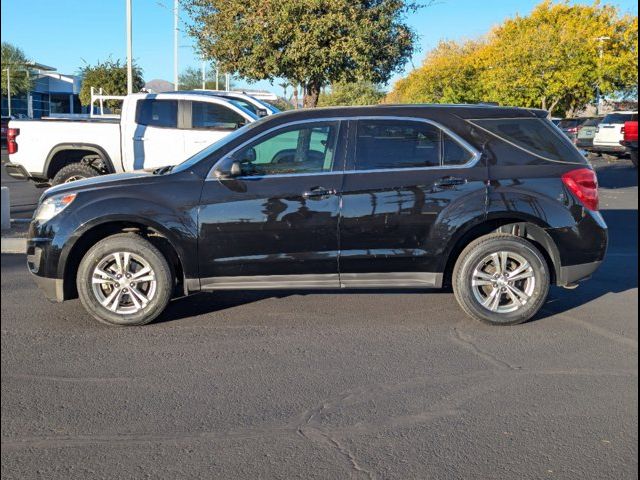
(1, 221), (29, 254)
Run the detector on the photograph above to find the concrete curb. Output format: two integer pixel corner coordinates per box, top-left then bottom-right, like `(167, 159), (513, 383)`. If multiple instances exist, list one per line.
(1, 238), (27, 254)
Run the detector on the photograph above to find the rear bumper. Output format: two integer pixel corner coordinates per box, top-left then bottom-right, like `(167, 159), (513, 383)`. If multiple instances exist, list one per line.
(4, 162), (31, 180)
(5, 162), (48, 184)
(558, 261), (602, 286)
(591, 144), (627, 154)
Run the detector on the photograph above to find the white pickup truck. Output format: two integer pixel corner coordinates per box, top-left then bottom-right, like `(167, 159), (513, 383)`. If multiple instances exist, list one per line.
(5, 91), (260, 185)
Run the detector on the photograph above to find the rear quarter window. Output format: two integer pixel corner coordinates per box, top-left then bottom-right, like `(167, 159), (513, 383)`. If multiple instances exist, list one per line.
(469, 118), (586, 164)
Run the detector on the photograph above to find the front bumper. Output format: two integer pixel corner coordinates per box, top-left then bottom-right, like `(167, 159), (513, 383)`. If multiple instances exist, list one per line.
(31, 272), (65, 302)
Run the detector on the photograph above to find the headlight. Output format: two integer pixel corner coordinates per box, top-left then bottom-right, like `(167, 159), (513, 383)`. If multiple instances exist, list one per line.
(34, 193), (77, 222)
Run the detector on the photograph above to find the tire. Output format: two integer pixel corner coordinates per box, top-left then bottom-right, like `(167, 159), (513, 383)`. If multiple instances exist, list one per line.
(631, 150), (638, 168)
(452, 234), (550, 326)
(76, 234), (173, 326)
(51, 162), (100, 185)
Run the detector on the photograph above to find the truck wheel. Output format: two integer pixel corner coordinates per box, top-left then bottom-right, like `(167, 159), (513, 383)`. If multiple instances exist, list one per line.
(51, 163), (100, 185)
(76, 234), (173, 326)
(452, 234), (550, 326)
(631, 150), (638, 168)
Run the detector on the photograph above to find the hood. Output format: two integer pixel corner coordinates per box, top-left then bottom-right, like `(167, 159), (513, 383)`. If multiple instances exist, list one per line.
(43, 170), (155, 198)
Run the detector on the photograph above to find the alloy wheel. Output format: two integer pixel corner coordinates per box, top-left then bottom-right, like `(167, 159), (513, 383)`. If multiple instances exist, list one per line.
(471, 251), (536, 314)
(91, 252), (157, 315)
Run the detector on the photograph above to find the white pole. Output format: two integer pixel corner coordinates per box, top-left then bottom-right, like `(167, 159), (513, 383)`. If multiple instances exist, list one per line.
(126, 0), (133, 94)
(6, 68), (11, 117)
(201, 59), (206, 90)
(215, 67), (219, 90)
(173, 0), (179, 90)
(225, 72), (230, 91)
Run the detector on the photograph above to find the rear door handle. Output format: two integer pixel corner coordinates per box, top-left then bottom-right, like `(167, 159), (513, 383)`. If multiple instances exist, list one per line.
(302, 187), (337, 199)
(435, 176), (467, 187)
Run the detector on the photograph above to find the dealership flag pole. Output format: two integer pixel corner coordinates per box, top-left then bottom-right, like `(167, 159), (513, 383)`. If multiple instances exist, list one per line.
(174, 0), (179, 90)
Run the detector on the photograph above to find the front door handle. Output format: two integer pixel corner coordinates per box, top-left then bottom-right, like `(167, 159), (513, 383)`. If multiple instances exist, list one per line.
(435, 176), (467, 188)
(302, 187), (337, 199)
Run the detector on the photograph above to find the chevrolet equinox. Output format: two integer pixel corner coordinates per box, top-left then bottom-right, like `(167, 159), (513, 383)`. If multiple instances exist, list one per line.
(26, 105), (608, 326)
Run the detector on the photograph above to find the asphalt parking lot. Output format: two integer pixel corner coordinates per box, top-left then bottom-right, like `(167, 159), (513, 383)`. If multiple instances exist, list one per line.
(1, 157), (637, 479)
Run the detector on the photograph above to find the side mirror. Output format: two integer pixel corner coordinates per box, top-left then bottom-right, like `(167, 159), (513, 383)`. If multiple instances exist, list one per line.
(256, 108), (269, 118)
(214, 158), (243, 179)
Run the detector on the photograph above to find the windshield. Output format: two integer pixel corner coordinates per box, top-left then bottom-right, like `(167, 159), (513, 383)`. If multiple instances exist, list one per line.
(172, 118), (267, 173)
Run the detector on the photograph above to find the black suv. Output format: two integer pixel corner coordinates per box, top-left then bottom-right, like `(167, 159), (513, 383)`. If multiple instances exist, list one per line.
(26, 105), (608, 326)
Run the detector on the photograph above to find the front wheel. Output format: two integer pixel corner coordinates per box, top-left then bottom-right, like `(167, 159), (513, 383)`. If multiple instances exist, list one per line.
(77, 234), (173, 326)
(452, 234), (550, 326)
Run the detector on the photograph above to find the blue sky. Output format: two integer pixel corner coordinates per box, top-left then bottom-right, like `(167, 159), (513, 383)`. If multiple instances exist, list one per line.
(1, 0), (638, 95)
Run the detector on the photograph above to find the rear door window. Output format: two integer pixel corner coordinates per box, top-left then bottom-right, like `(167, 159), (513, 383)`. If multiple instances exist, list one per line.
(135, 99), (178, 128)
(469, 118), (585, 163)
(191, 101), (246, 130)
(354, 119), (475, 171)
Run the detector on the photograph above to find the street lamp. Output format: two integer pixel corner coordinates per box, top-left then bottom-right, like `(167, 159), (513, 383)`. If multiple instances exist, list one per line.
(595, 36), (610, 115)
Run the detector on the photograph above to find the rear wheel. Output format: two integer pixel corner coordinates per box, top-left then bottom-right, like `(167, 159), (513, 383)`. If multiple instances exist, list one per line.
(630, 150), (638, 168)
(51, 162), (100, 185)
(453, 234), (550, 326)
(77, 234), (173, 326)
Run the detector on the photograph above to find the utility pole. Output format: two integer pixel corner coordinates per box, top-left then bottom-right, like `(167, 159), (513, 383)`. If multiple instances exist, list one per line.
(173, 0), (179, 90)
(595, 36), (610, 115)
(6, 68), (11, 117)
(126, 0), (133, 94)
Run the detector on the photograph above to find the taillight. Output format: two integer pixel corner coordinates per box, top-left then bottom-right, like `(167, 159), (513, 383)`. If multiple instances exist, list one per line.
(567, 127), (578, 134)
(562, 168), (599, 211)
(7, 127), (19, 154)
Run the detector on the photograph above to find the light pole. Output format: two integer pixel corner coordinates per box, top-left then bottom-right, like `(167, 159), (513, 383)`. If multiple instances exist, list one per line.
(173, 0), (179, 90)
(595, 36), (610, 115)
(126, 0), (133, 94)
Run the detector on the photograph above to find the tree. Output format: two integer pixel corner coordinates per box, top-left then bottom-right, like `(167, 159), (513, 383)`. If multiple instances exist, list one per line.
(387, 0), (638, 116)
(183, 0), (421, 107)
(478, 1), (638, 115)
(386, 40), (485, 104)
(178, 65), (236, 90)
(79, 58), (144, 110)
(1, 42), (33, 96)
(318, 81), (385, 106)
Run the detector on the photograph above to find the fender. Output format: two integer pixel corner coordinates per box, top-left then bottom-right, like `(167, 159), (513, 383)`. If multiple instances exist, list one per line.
(45, 143), (117, 177)
(57, 185), (200, 283)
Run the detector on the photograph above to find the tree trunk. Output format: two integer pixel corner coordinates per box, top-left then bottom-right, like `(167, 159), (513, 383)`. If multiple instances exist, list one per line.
(303, 81), (321, 108)
(292, 83), (299, 110)
(548, 97), (561, 117)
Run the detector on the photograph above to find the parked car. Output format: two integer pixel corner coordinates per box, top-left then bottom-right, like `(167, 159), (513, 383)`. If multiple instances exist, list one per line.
(4, 92), (258, 185)
(576, 117), (604, 150)
(592, 111), (638, 156)
(620, 120), (638, 167)
(557, 117), (596, 144)
(190, 90), (281, 118)
(26, 104), (607, 327)
(0, 116), (9, 147)
(550, 118), (562, 126)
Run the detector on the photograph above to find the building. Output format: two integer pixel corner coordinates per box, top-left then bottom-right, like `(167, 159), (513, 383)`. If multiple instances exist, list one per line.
(1, 62), (82, 118)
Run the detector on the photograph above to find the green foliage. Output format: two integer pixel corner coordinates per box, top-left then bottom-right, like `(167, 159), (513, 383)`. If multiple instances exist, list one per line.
(318, 81), (385, 106)
(387, 40), (485, 105)
(79, 58), (144, 110)
(183, 0), (421, 107)
(1, 42), (33, 96)
(388, 0), (639, 116)
(178, 65), (236, 90)
(265, 97), (294, 111)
